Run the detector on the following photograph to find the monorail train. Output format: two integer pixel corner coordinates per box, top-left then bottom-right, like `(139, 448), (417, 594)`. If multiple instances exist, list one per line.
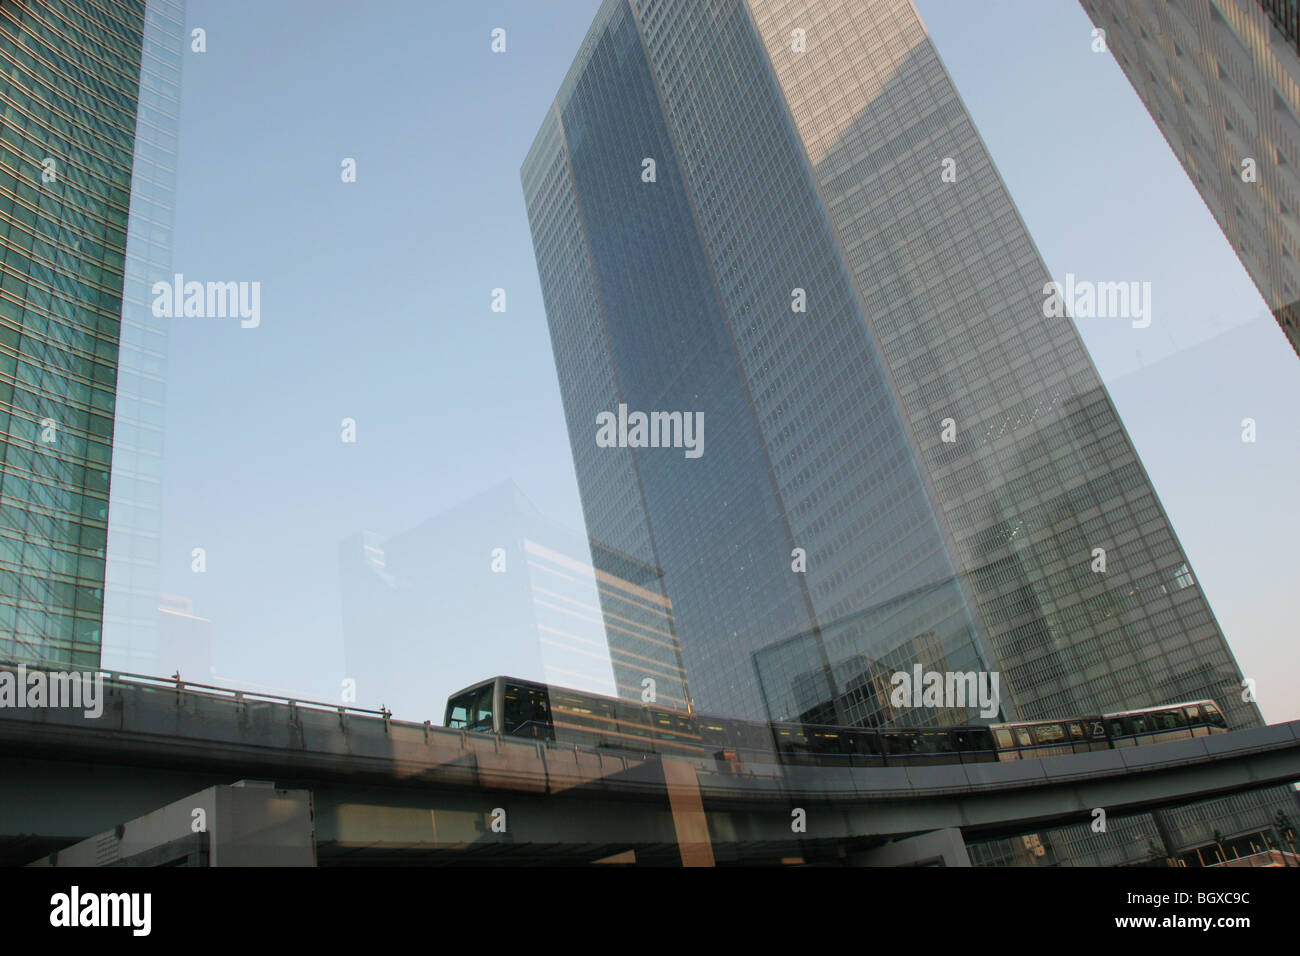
(444, 675), (1229, 767)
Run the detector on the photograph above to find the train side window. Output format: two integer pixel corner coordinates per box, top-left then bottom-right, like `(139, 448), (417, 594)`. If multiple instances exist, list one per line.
(952, 730), (981, 751)
(1109, 718), (1126, 737)
(1014, 727), (1032, 747)
(1184, 704), (1202, 724)
(856, 730), (882, 756)
(1127, 715), (1150, 735)
(700, 720), (729, 748)
(734, 721), (768, 753)
(552, 692), (609, 734)
(809, 730), (841, 755)
(530, 689), (551, 723)
(780, 728), (811, 755)
(1031, 723), (1067, 745)
(615, 701), (649, 738)
(1156, 709), (1186, 730)
(994, 728), (1014, 749)
(841, 730), (867, 755)
(912, 732), (945, 754)
(589, 697), (616, 729)
(502, 685), (551, 738)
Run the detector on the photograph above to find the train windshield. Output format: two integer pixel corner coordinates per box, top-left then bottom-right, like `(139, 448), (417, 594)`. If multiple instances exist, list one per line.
(446, 684), (495, 733)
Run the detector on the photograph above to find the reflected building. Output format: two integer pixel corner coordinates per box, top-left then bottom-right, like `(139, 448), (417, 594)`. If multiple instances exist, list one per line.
(339, 481), (685, 723)
(522, 0), (1291, 863)
(1081, 0), (1300, 357)
(0, 0), (182, 668)
(757, 581), (960, 729)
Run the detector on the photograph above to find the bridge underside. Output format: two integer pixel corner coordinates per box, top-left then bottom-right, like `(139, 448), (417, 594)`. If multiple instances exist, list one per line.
(4, 737), (1297, 866)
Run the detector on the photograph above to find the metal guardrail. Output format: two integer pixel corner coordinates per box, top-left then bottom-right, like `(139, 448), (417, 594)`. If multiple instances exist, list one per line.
(0, 660), (397, 723)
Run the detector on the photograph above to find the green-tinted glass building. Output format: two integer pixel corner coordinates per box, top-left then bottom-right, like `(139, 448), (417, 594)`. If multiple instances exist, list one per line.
(0, 0), (169, 667)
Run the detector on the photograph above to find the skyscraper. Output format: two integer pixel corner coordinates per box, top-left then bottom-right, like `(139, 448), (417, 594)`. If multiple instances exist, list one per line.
(1082, 0), (1300, 358)
(522, 0), (1292, 864)
(0, 0), (176, 668)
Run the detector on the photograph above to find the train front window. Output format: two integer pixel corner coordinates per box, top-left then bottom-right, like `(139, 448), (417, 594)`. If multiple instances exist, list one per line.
(503, 685), (523, 732)
(469, 685), (495, 733)
(1204, 703), (1228, 729)
(446, 686), (486, 729)
(446, 695), (471, 729)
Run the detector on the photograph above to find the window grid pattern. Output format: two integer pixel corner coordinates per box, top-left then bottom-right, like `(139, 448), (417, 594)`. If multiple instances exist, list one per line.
(0, 0), (148, 666)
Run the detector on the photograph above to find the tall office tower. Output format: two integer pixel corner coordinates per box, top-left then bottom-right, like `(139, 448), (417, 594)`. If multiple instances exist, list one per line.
(0, 0), (172, 667)
(522, 0), (1291, 862)
(1082, 0), (1300, 358)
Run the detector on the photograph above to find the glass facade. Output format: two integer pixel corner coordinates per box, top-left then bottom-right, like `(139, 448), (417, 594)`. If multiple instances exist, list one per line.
(524, 0), (993, 729)
(0, 0), (154, 666)
(748, 0), (1255, 731)
(523, 0), (1293, 863)
(101, 0), (184, 674)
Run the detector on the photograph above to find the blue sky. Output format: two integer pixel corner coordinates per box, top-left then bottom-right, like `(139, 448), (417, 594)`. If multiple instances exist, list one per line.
(124, 0), (1300, 725)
